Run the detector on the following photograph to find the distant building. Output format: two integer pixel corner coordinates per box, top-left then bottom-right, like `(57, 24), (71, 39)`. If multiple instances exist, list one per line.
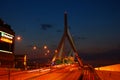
(0, 19), (15, 68)
(15, 54), (27, 70)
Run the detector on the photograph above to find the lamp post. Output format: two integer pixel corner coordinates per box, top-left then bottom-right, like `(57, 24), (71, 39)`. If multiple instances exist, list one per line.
(16, 36), (22, 41)
(15, 36), (27, 70)
(33, 46), (37, 50)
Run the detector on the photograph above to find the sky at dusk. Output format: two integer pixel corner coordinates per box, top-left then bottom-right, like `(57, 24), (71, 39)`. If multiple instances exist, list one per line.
(0, 0), (120, 66)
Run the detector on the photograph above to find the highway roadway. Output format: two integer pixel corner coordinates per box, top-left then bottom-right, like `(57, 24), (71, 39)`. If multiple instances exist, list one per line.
(0, 64), (101, 80)
(26, 64), (82, 80)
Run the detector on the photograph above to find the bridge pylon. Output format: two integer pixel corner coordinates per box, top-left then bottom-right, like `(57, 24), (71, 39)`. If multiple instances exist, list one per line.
(51, 11), (83, 67)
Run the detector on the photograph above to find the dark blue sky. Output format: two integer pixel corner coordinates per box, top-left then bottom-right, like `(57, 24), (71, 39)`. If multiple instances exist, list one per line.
(0, 0), (120, 65)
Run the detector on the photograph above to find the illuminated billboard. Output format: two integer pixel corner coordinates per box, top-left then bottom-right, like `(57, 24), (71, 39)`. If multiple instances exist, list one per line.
(0, 31), (14, 54)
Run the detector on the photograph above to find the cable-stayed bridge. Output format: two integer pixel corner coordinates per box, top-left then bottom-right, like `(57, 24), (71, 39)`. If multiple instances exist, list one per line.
(51, 11), (83, 67)
(49, 11), (101, 80)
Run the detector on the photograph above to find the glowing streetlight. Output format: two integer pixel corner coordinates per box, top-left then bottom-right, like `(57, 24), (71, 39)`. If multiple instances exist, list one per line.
(33, 46), (37, 50)
(47, 50), (50, 53)
(16, 36), (22, 41)
(45, 53), (47, 56)
(43, 45), (50, 56)
(44, 45), (47, 49)
(55, 50), (58, 53)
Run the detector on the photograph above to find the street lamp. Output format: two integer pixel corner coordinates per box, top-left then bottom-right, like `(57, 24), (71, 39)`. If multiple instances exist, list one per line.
(47, 50), (50, 53)
(43, 45), (50, 56)
(16, 36), (22, 41)
(44, 45), (47, 49)
(15, 35), (29, 70)
(33, 46), (37, 50)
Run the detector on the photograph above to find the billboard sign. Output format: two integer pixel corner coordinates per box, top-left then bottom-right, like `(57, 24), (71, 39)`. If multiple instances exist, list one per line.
(0, 31), (14, 54)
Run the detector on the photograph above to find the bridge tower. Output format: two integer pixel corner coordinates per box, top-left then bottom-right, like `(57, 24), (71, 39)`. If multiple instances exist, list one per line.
(52, 12), (83, 67)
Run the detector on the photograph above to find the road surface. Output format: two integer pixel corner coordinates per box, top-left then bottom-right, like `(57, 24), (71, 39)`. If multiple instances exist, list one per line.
(0, 64), (101, 80)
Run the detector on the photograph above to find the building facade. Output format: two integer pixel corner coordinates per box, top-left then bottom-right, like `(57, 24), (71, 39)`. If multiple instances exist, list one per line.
(15, 54), (27, 70)
(0, 19), (15, 68)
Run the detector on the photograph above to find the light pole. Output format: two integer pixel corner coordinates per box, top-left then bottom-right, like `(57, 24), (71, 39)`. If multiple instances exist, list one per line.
(33, 45), (37, 50)
(15, 36), (27, 70)
(16, 36), (22, 41)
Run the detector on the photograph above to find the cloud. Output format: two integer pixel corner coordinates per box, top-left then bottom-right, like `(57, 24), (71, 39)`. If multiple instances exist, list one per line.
(40, 24), (53, 30)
